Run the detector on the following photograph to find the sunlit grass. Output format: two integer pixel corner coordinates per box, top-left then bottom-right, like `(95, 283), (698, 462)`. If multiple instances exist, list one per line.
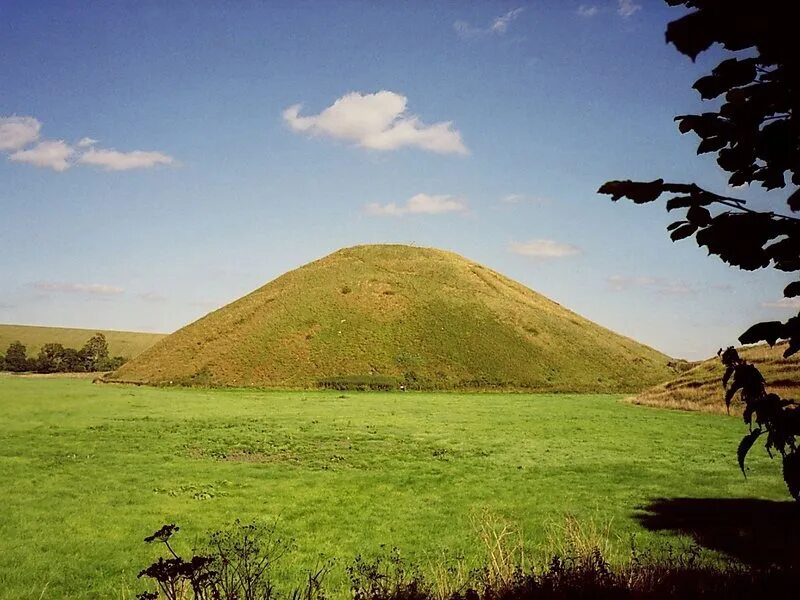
(0, 376), (789, 599)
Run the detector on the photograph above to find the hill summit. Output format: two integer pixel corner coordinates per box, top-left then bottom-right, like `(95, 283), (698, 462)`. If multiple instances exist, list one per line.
(111, 244), (674, 391)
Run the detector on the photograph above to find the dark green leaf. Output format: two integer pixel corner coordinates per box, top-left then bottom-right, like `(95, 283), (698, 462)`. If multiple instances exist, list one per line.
(665, 11), (714, 61)
(686, 205), (712, 226)
(598, 179), (665, 203)
(785, 282), (800, 298)
(789, 189), (800, 212)
(665, 194), (715, 211)
(737, 429), (763, 477)
(783, 453), (800, 500)
(784, 340), (800, 359)
(739, 321), (784, 346)
(670, 223), (698, 241)
(722, 366), (734, 388)
(697, 137), (727, 154)
(667, 220), (686, 232)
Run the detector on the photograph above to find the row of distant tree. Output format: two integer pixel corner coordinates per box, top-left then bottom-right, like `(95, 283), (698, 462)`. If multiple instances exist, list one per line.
(0, 333), (126, 373)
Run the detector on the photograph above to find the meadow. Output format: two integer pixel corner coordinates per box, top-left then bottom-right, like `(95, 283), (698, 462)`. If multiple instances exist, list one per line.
(0, 376), (791, 599)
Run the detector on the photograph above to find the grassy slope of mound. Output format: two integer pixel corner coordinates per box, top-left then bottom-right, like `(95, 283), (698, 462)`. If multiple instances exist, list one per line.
(631, 342), (800, 414)
(112, 244), (675, 392)
(0, 324), (165, 360)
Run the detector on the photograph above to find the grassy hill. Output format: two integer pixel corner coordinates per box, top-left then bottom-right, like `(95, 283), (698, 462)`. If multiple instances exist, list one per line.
(0, 324), (165, 360)
(112, 244), (676, 392)
(631, 342), (800, 413)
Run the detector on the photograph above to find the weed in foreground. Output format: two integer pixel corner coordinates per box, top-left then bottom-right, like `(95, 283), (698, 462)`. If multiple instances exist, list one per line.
(135, 512), (800, 599)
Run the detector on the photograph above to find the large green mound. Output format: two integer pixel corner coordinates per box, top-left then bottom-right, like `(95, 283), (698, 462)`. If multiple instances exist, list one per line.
(112, 244), (674, 391)
(0, 324), (165, 359)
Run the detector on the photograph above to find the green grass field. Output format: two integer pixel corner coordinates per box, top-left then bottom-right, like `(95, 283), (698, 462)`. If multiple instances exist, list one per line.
(0, 324), (165, 360)
(0, 376), (790, 599)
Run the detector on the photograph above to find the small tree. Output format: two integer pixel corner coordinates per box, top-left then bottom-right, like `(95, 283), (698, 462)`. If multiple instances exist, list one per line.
(80, 333), (109, 372)
(36, 343), (66, 374)
(61, 347), (86, 373)
(4, 341), (30, 372)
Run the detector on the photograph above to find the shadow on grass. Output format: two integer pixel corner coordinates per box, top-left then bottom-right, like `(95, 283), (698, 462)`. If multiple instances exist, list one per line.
(637, 497), (800, 566)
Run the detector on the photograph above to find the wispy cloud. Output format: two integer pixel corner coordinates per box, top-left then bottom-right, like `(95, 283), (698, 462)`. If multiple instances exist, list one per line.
(617, 0), (641, 18)
(500, 193), (549, 205)
(490, 7), (524, 34)
(576, 5), (599, 17)
(509, 240), (581, 258)
(284, 91), (467, 155)
(10, 140), (74, 172)
(607, 275), (696, 295)
(365, 193), (468, 217)
(761, 297), (800, 310)
(1, 114), (175, 172)
(78, 148), (174, 171)
(0, 116), (41, 151)
(139, 292), (167, 303)
(454, 8), (524, 39)
(31, 281), (124, 295)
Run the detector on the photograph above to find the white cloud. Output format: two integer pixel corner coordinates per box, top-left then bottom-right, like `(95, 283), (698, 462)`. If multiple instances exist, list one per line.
(284, 91), (468, 155)
(576, 5), (599, 17)
(32, 281), (124, 295)
(78, 147), (174, 171)
(455, 8), (524, 39)
(9, 140), (75, 172)
(509, 240), (581, 258)
(490, 7), (524, 34)
(617, 0), (641, 18)
(761, 297), (800, 310)
(0, 116), (41, 151)
(365, 193), (468, 217)
(1, 114), (175, 173)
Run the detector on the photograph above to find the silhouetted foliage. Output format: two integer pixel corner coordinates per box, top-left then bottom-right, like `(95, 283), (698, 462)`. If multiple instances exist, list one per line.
(137, 521), (327, 600)
(136, 522), (800, 600)
(599, 0), (800, 357)
(719, 346), (800, 498)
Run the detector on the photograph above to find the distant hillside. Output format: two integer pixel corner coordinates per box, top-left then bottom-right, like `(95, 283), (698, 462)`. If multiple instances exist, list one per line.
(111, 244), (675, 392)
(0, 324), (165, 360)
(631, 343), (800, 414)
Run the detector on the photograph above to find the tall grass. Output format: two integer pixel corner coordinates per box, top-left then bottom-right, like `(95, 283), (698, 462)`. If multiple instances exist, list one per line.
(133, 512), (799, 600)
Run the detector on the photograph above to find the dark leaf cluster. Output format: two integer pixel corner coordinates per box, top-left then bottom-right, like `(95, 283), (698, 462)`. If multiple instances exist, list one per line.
(719, 347), (800, 499)
(666, 2), (799, 193)
(599, 0), (800, 357)
(137, 521), (323, 600)
(599, 178), (800, 356)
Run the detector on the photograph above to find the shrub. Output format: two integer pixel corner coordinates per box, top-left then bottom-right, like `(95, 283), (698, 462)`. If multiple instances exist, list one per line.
(317, 375), (398, 391)
(135, 517), (800, 600)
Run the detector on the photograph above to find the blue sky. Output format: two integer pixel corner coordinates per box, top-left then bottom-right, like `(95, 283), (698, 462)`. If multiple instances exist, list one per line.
(0, 0), (794, 360)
